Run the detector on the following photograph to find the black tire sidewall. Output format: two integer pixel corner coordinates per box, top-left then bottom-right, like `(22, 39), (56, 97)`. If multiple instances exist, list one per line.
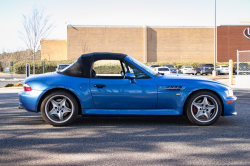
(41, 90), (78, 126)
(186, 91), (222, 126)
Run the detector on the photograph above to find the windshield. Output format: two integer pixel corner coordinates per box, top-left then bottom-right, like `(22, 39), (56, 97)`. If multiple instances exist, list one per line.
(165, 65), (175, 68)
(158, 68), (169, 71)
(205, 64), (214, 67)
(126, 56), (158, 76)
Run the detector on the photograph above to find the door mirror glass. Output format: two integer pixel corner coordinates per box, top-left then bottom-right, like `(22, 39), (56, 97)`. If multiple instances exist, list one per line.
(125, 73), (135, 79)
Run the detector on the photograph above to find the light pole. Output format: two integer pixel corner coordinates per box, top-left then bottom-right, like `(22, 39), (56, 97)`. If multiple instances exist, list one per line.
(212, 0), (218, 76)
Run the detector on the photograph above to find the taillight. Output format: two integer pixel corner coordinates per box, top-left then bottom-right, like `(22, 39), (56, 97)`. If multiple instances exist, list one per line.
(23, 84), (32, 91)
(184, 69), (187, 70)
(203, 67), (205, 69)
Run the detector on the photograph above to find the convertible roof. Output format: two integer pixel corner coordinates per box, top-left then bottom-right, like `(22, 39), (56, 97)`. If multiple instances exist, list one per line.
(59, 52), (127, 78)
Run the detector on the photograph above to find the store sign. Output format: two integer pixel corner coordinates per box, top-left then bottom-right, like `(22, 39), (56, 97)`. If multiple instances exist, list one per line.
(243, 28), (250, 39)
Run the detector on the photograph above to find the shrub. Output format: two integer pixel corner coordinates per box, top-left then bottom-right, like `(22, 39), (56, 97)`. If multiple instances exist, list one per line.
(14, 60), (74, 74)
(5, 83), (14, 87)
(14, 82), (23, 87)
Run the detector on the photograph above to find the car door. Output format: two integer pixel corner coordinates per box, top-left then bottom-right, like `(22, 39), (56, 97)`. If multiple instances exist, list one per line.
(90, 59), (157, 109)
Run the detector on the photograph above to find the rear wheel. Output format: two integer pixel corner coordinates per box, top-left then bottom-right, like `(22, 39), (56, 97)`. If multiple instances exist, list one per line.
(41, 90), (78, 126)
(185, 91), (222, 126)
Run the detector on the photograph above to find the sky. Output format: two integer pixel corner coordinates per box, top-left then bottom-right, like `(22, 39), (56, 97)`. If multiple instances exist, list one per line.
(1, 0), (250, 53)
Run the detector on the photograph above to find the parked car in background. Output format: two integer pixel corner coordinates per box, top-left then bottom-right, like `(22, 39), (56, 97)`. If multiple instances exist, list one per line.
(233, 63), (249, 75)
(56, 64), (70, 72)
(179, 66), (196, 75)
(216, 65), (229, 75)
(154, 67), (171, 75)
(163, 64), (178, 74)
(196, 64), (214, 75)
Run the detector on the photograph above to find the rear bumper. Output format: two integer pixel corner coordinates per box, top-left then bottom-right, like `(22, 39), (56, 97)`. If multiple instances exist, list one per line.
(19, 90), (44, 112)
(183, 70), (196, 74)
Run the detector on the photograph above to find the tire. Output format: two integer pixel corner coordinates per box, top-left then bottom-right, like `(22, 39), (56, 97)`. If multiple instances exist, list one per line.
(185, 91), (222, 126)
(41, 90), (78, 126)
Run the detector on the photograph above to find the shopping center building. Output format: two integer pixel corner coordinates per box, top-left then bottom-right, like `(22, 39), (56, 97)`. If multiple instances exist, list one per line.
(41, 25), (250, 62)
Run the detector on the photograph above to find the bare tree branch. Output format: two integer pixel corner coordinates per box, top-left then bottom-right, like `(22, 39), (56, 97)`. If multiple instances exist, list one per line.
(19, 6), (55, 74)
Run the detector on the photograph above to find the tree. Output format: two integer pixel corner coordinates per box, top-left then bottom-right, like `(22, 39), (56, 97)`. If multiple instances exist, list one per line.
(19, 6), (54, 74)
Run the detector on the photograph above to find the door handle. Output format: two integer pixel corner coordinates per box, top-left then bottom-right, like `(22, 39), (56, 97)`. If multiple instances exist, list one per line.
(94, 84), (106, 88)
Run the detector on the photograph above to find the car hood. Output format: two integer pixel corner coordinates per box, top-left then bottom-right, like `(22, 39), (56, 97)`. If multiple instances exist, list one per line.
(155, 74), (230, 91)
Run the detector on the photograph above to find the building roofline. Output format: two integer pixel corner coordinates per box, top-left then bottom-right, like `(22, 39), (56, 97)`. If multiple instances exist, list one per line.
(218, 24), (250, 26)
(67, 25), (214, 28)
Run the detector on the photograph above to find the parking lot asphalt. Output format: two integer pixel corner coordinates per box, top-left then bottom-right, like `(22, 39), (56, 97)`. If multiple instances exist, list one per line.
(0, 87), (249, 165)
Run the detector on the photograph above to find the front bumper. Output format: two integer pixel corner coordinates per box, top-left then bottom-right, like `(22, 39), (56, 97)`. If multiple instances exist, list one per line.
(222, 96), (237, 116)
(19, 90), (44, 112)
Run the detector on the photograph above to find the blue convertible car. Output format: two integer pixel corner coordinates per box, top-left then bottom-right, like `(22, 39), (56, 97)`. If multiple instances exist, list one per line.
(19, 52), (237, 126)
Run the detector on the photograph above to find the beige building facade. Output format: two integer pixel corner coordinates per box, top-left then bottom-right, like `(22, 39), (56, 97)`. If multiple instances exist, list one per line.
(41, 26), (215, 62)
(41, 40), (67, 61)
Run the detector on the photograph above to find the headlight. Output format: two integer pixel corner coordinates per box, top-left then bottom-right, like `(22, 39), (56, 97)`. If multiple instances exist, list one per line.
(225, 89), (234, 97)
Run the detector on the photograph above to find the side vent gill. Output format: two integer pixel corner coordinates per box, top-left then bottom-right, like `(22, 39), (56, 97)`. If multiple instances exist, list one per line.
(159, 86), (186, 91)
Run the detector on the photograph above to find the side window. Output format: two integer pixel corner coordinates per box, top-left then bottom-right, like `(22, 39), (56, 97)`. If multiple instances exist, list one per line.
(125, 60), (151, 79)
(92, 60), (124, 79)
(93, 60), (122, 74)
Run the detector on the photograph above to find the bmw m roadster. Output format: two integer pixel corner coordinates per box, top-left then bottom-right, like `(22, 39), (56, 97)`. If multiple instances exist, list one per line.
(19, 52), (237, 126)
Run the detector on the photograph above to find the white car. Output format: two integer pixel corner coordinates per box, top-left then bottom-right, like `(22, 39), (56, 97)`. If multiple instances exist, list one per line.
(216, 65), (229, 75)
(154, 67), (171, 75)
(180, 66), (196, 75)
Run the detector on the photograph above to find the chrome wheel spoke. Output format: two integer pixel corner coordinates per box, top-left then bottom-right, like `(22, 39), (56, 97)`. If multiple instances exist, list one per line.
(195, 109), (204, 118)
(49, 108), (58, 115)
(51, 100), (59, 108)
(63, 107), (71, 113)
(193, 102), (202, 110)
(58, 112), (64, 121)
(60, 98), (67, 107)
(202, 97), (209, 105)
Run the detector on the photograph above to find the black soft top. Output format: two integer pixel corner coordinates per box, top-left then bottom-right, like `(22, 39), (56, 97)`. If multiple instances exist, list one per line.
(59, 52), (127, 78)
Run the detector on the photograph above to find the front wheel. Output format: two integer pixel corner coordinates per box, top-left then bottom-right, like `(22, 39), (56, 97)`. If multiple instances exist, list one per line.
(185, 91), (222, 126)
(41, 90), (78, 126)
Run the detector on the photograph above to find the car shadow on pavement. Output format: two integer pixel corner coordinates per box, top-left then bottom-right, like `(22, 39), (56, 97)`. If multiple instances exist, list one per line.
(0, 91), (249, 165)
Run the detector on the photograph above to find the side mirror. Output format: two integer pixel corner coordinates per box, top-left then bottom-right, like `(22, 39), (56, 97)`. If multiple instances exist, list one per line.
(125, 73), (136, 83)
(158, 72), (164, 75)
